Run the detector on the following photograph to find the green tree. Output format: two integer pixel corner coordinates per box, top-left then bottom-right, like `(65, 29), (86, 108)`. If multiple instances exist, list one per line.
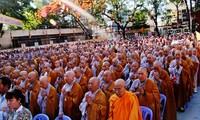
(32, 0), (53, 9)
(0, 0), (41, 32)
(183, 0), (190, 31)
(102, 0), (144, 38)
(169, 0), (184, 24)
(22, 8), (41, 30)
(162, 9), (172, 25)
(145, 0), (166, 36)
(131, 10), (149, 29)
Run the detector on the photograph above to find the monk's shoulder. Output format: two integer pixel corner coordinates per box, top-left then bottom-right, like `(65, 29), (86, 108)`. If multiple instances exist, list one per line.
(147, 79), (157, 86)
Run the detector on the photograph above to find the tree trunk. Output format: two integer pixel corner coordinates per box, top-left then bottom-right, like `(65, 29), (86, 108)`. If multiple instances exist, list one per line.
(0, 23), (3, 38)
(122, 28), (126, 39)
(184, 0), (191, 31)
(189, 0), (193, 32)
(0, 23), (2, 32)
(117, 25), (120, 34)
(154, 19), (160, 37)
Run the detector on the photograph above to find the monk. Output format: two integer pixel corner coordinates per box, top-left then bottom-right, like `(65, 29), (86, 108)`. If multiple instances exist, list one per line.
(37, 76), (58, 120)
(117, 53), (126, 67)
(74, 67), (89, 93)
(159, 47), (174, 73)
(181, 50), (195, 99)
(98, 62), (116, 82)
(149, 61), (177, 120)
(91, 53), (103, 77)
(79, 77), (108, 120)
(54, 67), (66, 94)
(101, 70), (115, 100)
(109, 58), (123, 79)
(11, 69), (21, 86)
(168, 50), (190, 112)
(141, 54), (155, 74)
(108, 79), (142, 120)
(189, 48), (199, 93)
(14, 71), (29, 95)
(43, 62), (57, 86)
(130, 67), (160, 120)
(58, 71), (84, 120)
(79, 60), (93, 79)
(64, 61), (76, 72)
(123, 54), (134, 80)
(126, 62), (140, 90)
(27, 71), (41, 117)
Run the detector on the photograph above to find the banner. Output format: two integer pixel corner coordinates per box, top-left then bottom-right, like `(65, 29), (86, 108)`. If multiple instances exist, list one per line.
(0, 14), (23, 27)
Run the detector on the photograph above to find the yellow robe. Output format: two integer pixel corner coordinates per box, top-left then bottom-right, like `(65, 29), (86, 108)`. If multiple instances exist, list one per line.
(108, 91), (142, 120)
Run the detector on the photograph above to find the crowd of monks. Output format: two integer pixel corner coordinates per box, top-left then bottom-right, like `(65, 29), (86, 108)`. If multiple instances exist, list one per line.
(0, 32), (200, 120)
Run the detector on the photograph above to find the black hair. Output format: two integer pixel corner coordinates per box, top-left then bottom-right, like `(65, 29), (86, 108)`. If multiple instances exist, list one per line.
(5, 89), (25, 103)
(0, 77), (11, 89)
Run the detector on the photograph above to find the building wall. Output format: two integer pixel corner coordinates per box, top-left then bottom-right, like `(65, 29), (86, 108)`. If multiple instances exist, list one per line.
(0, 28), (83, 49)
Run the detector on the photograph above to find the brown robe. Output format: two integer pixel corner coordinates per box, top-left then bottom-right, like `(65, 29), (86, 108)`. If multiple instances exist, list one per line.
(45, 86), (59, 120)
(84, 67), (93, 80)
(102, 81), (115, 100)
(137, 79), (161, 120)
(48, 70), (57, 86)
(87, 90), (108, 120)
(119, 59), (126, 68)
(29, 81), (41, 117)
(57, 78), (66, 94)
(79, 75), (89, 93)
(114, 65), (123, 79)
(182, 58), (194, 101)
(111, 70), (117, 81)
(63, 82), (84, 120)
(174, 68), (189, 108)
(159, 70), (177, 120)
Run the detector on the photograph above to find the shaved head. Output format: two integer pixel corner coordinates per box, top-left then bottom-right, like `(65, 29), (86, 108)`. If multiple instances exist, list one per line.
(114, 79), (126, 87)
(64, 71), (75, 84)
(39, 76), (49, 89)
(88, 77), (100, 93)
(153, 61), (162, 68)
(114, 79), (126, 97)
(138, 67), (148, 82)
(28, 71), (38, 83)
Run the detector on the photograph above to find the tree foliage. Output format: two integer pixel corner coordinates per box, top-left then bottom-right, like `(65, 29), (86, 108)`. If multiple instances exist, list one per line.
(131, 10), (149, 29)
(145, 0), (166, 36)
(102, 0), (144, 38)
(0, 0), (41, 31)
(169, 0), (184, 24)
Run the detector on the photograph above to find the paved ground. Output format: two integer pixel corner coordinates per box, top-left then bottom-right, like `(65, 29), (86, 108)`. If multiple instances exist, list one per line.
(177, 87), (200, 120)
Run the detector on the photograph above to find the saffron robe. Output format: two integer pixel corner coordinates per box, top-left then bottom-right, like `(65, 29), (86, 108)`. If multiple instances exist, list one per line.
(108, 91), (142, 120)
